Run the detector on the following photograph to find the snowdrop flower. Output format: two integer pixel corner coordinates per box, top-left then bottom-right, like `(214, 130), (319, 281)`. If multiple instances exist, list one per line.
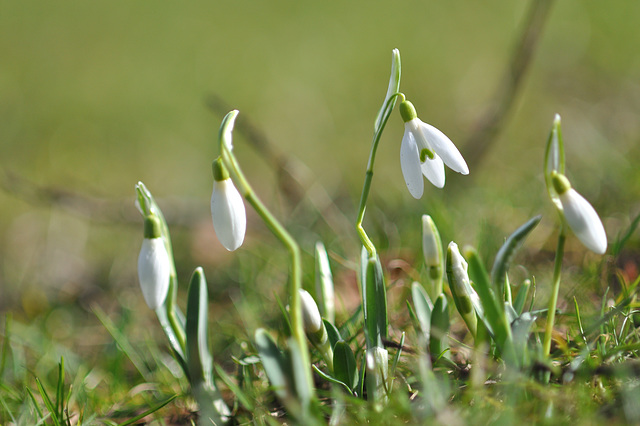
(399, 99), (469, 198)
(552, 172), (607, 254)
(138, 216), (171, 310)
(211, 158), (246, 251)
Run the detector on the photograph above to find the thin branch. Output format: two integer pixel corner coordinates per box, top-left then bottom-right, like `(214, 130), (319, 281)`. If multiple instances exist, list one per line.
(463, 0), (555, 172)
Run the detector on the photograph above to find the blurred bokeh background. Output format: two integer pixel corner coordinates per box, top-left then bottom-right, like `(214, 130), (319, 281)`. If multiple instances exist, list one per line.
(1, 0), (639, 353)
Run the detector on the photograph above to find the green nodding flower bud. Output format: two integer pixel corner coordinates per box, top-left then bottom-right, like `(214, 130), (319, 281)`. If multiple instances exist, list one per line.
(143, 215), (162, 239)
(399, 99), (417, 123)
(551, 171), (571, 195)
(212, 157), (229, 182)
(446, 242), (477, 337)
(422, 215), (444, 298)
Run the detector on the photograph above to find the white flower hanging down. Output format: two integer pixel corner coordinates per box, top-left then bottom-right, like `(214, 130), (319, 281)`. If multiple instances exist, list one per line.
(399, 99), (469, 198)
(138, 216), (171, 310)
(211, 158), (246, 251)
(552, 171), (607, 254)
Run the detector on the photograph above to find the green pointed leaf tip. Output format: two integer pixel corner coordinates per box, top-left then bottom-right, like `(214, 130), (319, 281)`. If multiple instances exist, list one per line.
(333, 340), (358, 390)
(324, 319), (342, 350)
(218, 109), (239, 151)
(374, 48), (401, 131)
(364, 254), (388, 348)
(490, 215), (541, 298)
(185, 267), (213, 386)
(411, 282), (433, 339)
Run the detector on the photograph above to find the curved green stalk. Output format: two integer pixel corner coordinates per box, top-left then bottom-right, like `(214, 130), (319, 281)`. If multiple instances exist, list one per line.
(356, 92), (405, 257)
(543, 226), (566, 357)
(218, 111), (313, 402)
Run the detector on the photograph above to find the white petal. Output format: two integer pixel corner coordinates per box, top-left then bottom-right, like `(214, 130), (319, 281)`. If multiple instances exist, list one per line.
(420, 122), (469, 175)
(211, 179), (246, 251)
(138, 238), (171, 310)
(420, 154), (445, 188)
(400, 129), (424, 199)
(560, 189), (607, 254)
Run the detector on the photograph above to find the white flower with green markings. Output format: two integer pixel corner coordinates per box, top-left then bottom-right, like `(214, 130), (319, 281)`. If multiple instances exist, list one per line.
(551, 171), (607, 254)
(399, 99), (469, 198)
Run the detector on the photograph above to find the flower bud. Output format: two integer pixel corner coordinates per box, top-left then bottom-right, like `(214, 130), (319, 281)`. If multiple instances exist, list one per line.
(446, 242), (477, 337)
(211, 159), (246, 251)
(299, 289), (322, 334)
(138, 216), (171, 310)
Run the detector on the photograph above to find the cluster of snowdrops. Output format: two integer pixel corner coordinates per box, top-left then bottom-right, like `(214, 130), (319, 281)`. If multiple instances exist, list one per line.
(134, 49), (607, 424)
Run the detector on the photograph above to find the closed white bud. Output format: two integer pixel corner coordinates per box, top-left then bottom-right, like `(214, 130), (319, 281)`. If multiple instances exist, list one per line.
(559, 188), (607, 254)
(299, 289), (322, 334)
(422, 215), (442, 268)
(211, 176), (246, 252)
(137, 217), (171, 310)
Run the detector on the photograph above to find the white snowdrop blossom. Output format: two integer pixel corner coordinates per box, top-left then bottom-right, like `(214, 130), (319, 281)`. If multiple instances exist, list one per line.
(552, 172), (607, 254)
(299, 289), (323, 334)
(211, 176), (246, 252)
(399, 100), (469, 198)
(138, 216), (171, 310)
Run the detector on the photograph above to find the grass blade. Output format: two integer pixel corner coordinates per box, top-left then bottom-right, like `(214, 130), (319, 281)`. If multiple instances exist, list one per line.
(491, 215), (541, 299)
(118, 394), (178, 426)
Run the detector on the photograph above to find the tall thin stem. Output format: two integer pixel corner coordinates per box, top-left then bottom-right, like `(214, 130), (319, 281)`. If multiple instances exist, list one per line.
(543, 226), (566, 357)
(220, 143), (313, 399)
(356, 93), (404, 257)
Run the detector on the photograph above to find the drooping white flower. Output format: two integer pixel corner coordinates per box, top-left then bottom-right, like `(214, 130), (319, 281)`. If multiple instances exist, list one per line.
(211, 160), (246, 251)
(299, 289), (323, 334)
(552, 172), (607, 254)
(138, 216), (171, 310)
(399, 100), (469, 198)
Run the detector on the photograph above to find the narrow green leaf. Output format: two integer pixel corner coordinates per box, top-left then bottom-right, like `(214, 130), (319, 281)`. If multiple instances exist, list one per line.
(118, 394), (178, 426)
(466, 248), (512, 356)
(311, 364), (354, 395)
(333, 340), (358, 391)
(411, 282), (433, 341)
(93, 305), (153, 381)
(286, 337), (312, 413)
(215, 364), (255, 411)
(255, 328), (290, 400)
(513, 279), (531, 315)
(185, 267), (213, 387)
(363, 252), (388, 348)
(56, 358), (65, 422)
(35, 377), (59, 425)
(324, 319), (342, 350)
(26, 387), (44, 420)
(490, 215), (541, 299)
(430, 294), (450, 360)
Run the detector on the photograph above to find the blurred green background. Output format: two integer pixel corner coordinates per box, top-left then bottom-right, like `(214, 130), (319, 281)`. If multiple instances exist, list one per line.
(1, 0), (640, 324)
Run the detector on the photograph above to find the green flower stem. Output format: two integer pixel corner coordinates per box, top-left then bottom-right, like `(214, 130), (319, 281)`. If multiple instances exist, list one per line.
(219, 141), (313, 400)
(356, 93), (405, 257)
(164, 276), (186, 353)
(543, 226), (566, 357)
